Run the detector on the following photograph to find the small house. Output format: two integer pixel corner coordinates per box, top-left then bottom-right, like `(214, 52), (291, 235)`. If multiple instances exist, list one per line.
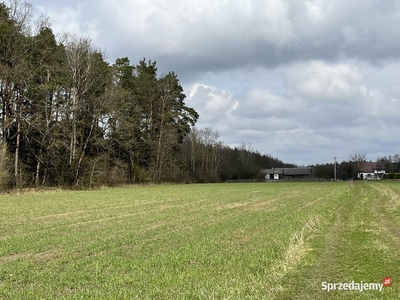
(358, 162), (385, 180)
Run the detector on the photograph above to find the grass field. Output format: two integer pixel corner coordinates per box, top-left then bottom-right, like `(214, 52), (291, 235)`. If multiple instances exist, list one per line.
(0, 181), (399, 299)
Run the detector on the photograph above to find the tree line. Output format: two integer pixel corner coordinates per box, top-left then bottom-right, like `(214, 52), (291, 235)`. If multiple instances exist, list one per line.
(0, 1), (290, 189)
(313, 152), (400, 180)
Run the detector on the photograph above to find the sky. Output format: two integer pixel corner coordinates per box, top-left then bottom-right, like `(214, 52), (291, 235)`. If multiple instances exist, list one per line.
(25, 0), (400, 165)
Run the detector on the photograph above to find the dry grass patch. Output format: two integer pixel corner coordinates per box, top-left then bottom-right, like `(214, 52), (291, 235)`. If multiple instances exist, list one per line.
(266, 215), (321, 298)
(0, 249), (63, 264)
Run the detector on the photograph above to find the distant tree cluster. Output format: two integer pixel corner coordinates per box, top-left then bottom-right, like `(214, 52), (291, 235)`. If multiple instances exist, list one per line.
(181, 133), (295, 183)
(376, 154), (400, 174)
(313, 152), (400, 180)
(313, 162), (353, 180)
(0, 1), (289, 189)
(218, 143), (296, 182)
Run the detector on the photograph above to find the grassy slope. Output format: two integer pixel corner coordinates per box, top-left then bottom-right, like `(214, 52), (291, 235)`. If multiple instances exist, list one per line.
(0, 182), (399, 299)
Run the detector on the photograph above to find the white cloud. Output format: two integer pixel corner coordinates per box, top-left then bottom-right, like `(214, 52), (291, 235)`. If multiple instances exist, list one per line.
(305, 0), (327, 21)
(33, 3), (100, 41)
(186, 83), (238, 124)
(284, 61), (363, 100)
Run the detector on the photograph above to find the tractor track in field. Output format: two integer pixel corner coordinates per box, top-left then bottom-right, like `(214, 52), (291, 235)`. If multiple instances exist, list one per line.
(370, 183), (400, 247)
(282, 184), (363, 299)
(285, 182), (400, 299)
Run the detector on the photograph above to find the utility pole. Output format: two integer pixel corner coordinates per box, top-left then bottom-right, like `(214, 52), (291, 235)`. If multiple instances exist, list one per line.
(334, 157), (337, 181)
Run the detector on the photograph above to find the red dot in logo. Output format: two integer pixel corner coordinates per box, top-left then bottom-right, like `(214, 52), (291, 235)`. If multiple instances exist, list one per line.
(383, 277), (393, 287)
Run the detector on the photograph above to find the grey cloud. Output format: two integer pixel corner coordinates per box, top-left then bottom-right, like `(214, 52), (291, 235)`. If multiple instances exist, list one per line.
(30, 0), (400, 81)
(31, 0), (400, 67)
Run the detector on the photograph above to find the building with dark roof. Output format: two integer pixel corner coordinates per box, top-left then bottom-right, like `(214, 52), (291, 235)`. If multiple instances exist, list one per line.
(358, 162), (385, 180)
(261, 167), (313, 181)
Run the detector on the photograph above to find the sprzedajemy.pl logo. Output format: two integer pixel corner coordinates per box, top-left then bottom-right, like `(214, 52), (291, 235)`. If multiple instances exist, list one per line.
(322, 277), (392, 292)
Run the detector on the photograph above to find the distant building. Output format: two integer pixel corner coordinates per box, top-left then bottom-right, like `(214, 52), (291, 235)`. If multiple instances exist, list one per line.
(358, 162), (385, 180)
(261, 167), (313, 181)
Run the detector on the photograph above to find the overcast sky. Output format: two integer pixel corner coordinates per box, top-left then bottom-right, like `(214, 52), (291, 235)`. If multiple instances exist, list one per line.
(27, 0), (400, 165)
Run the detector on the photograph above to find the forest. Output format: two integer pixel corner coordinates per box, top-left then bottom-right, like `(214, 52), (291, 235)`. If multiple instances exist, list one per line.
(0, 1), (294, 189)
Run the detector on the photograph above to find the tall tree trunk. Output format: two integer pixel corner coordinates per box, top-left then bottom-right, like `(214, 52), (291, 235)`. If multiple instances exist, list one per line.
(70, 89), (77, 165)
(0, 142), (9, 189)
(14, 121), (20, 186)
(35, 160), (40, 188)
(154, 96), (166, 182)
(74, 119), (95, 185)
(14, 94), (22, 187)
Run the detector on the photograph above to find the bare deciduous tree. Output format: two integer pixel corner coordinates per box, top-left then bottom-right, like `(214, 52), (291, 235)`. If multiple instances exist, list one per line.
(349, 151), (366, 179)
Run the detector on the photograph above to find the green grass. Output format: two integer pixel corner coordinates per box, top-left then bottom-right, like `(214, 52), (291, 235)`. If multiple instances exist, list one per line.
(0, 182), (399, 299)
